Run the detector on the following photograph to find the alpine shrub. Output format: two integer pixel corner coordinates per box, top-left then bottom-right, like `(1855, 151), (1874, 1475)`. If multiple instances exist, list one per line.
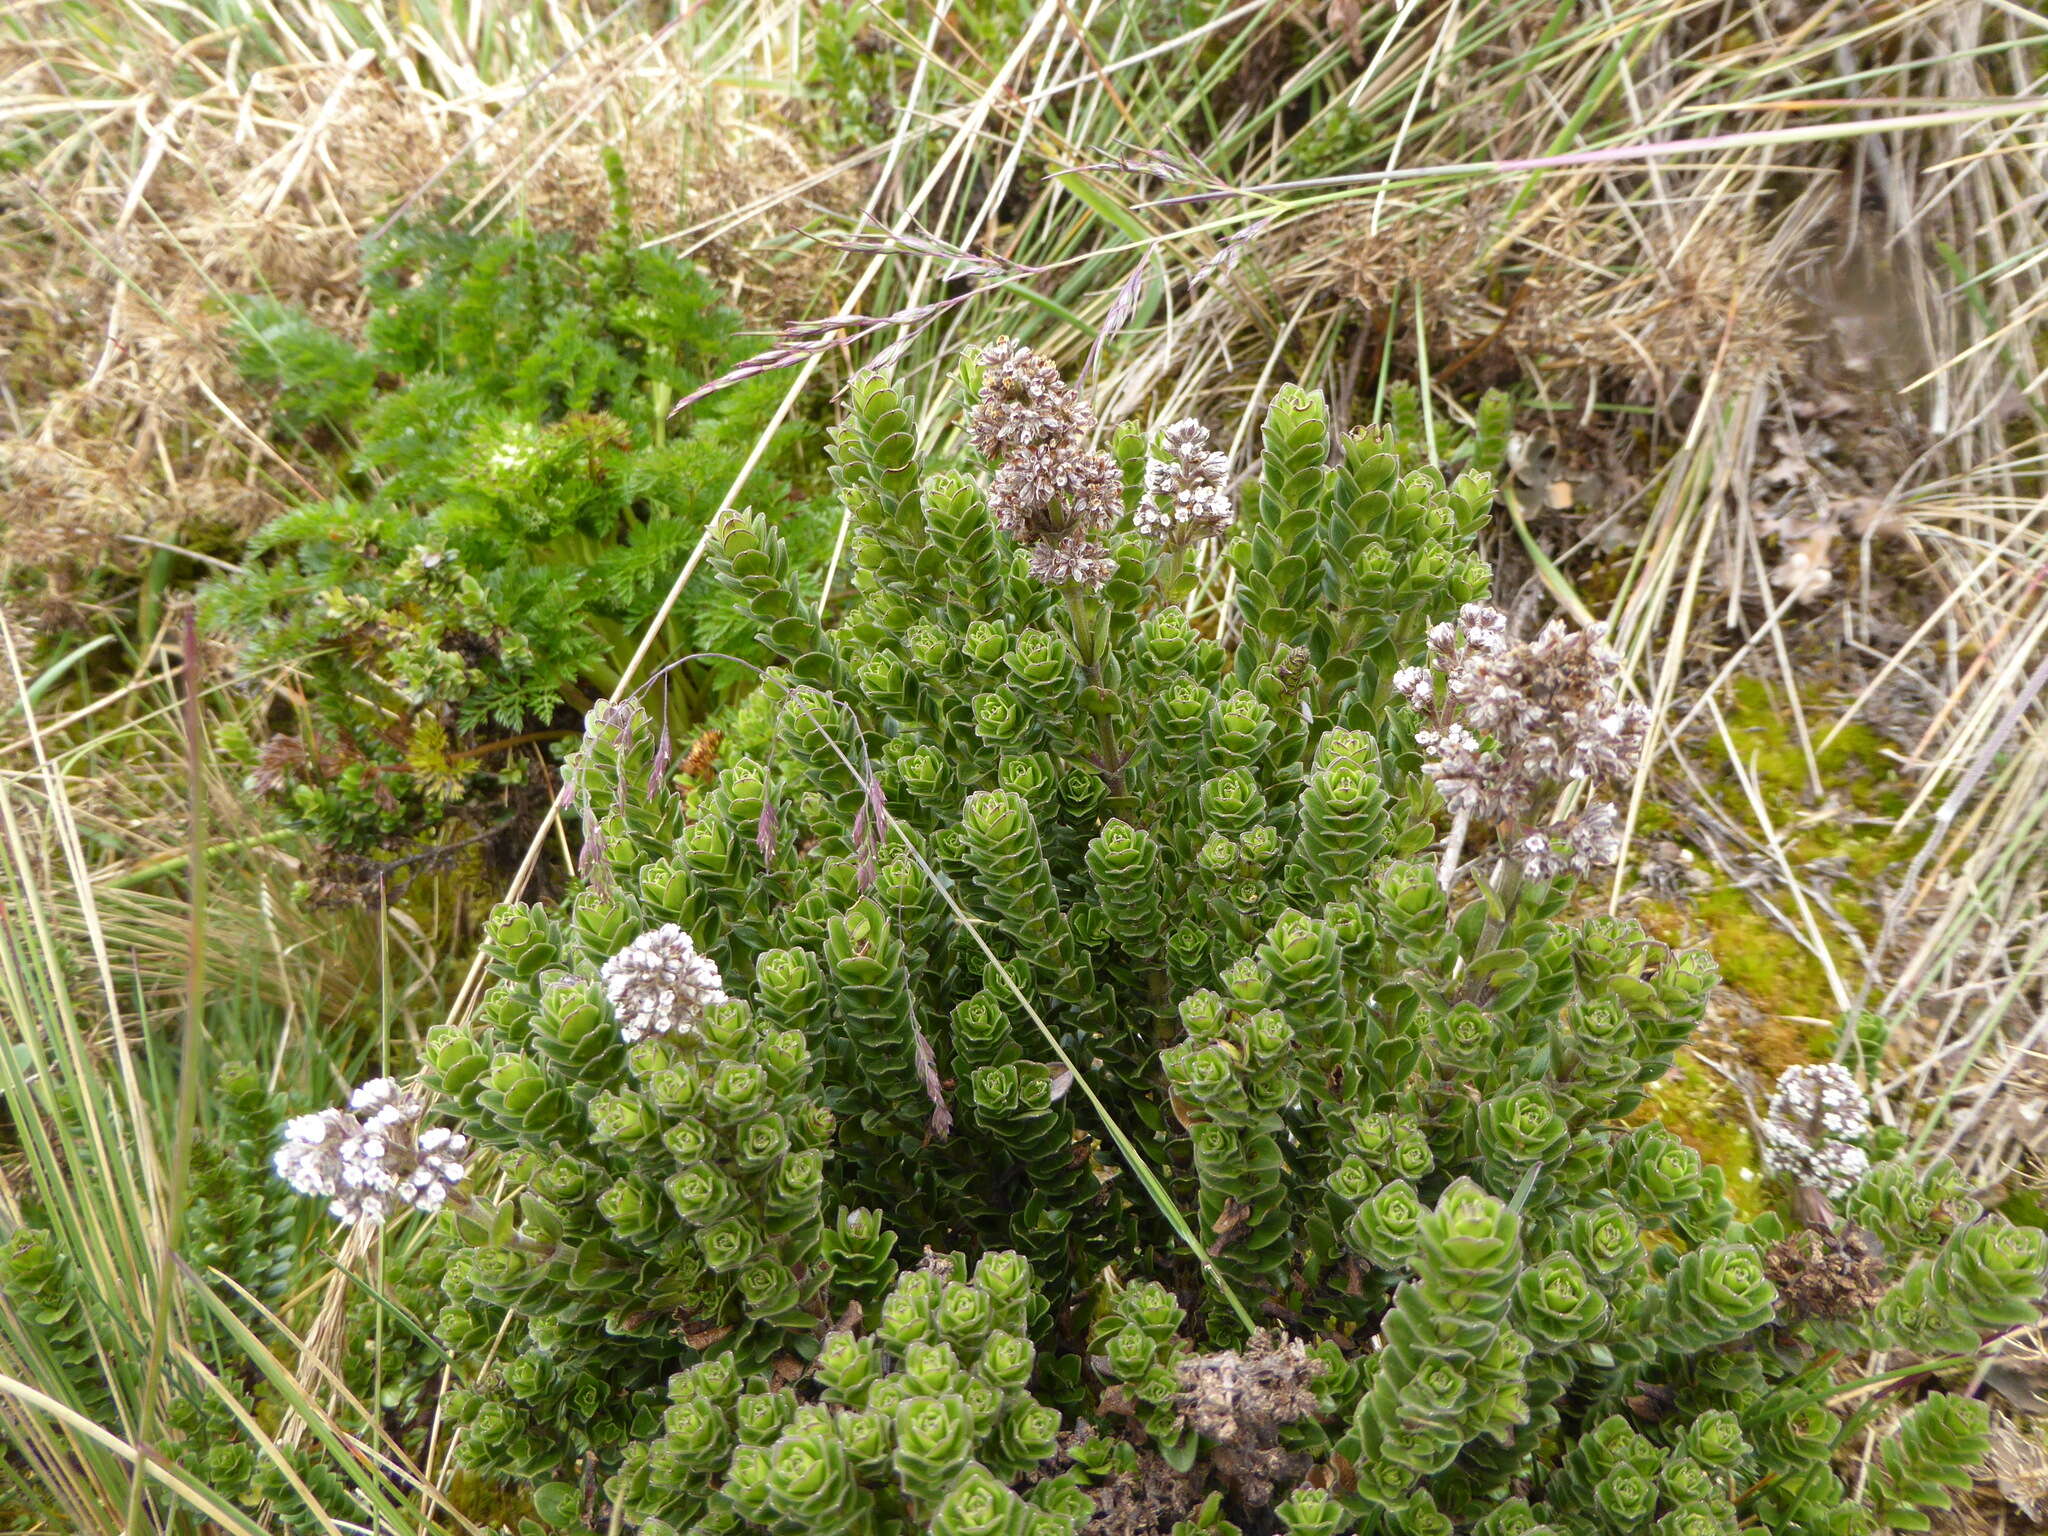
(287, 343), (2037, 1534)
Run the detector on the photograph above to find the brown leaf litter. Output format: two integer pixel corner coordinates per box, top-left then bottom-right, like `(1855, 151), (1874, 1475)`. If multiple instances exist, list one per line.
(1171, 1331), (1325, 1509)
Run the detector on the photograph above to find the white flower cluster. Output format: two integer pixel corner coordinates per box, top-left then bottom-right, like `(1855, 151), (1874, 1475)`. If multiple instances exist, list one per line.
(1135, 418), (1234, 545)
(1401, 603), (1649, 880)
(602, 923), (729, 1043)
(273, 1077), (471, 1227)
(1760, 1062), (1873, 1200)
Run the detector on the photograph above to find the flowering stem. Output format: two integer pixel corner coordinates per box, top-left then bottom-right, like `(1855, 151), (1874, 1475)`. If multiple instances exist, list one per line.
(1437, 809), (1471, 893)
(1476, 852), (1524, 960)
(1157, 545), (1189, 604)
(1061, 586), (1097, 668)
(1063, 584), (1135, 814)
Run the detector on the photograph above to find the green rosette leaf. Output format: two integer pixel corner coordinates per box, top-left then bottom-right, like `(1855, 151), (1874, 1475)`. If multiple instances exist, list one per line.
(1477, 1086), (1570, 1183)
(932, 1463), (1033, 1536)
(893, 1394), (977, 1507)
(1871, 1392), (1990, 1533)
(1657, 1241), (1776, 1350)
(1513, 1251), (1608, 1348)
(764, 1427), (869, 1535)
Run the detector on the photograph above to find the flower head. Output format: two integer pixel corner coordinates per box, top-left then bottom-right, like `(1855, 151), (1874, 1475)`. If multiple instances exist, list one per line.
(1761, 1062), (1872, 1199)
(1392, 666), (1434, 711)
(274, 1110), (351, 1199)
(965, 340), (1124, 591)
(602, 924), (729, 1043)
(1135, 418), (1233, 544)
(272, 1077), (470, 1228)
(987, 441), (1121, 545)
(968, 338), (1094, 459)
(1025, 535), (1119, 592)
(1406, 605), (1648, 879)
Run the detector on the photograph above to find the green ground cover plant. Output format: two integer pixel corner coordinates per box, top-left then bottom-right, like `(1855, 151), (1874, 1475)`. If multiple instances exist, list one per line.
(254, 343), (2037, 1535)
(202, 157), (831, 900)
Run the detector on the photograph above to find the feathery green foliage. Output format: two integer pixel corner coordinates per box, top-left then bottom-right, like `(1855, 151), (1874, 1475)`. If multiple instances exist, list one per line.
(202, 159), (830, 893)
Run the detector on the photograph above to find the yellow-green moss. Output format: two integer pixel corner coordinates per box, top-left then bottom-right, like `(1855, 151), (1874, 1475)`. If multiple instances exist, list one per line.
(1722, 675), (1898, 800)
(1632, 799), (1677, 837)
(1636, 899), (1834, 1079)
(1623, 672), (1923, 1222)
(1712, 674), (1925, 946)
(1690, 890), (1839, 1031)
(446, 1470), (532, 1526)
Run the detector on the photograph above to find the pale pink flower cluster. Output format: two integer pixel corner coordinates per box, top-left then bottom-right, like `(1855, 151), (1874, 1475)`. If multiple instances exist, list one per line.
(601, 923), (729, 1043)
(274, 1077), (470, 1227)
(1400, 604), (1648, 879)
(971, 339), (1122, 591)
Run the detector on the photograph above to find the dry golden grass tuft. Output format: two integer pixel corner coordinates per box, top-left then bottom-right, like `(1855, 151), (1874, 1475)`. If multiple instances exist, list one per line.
(1, 51), (445, 617)
(1289, 190), (1805, 403)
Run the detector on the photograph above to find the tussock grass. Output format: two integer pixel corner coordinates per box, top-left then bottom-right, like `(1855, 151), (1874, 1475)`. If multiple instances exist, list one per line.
(0, 619), (468, 1534)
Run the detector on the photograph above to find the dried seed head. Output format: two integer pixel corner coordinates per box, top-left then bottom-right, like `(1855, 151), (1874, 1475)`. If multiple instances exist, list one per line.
(1763, 1225), (1888, 1321)
(1172, 1331), (1323, 1507)
(678, 728), (722, 783)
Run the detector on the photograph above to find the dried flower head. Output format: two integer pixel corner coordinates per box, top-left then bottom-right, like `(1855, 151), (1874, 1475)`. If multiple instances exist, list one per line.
(1761, 1062), (1872, 1200)
(965, 340), (1128, 591)
(1173, 1332), (1324, 1507)
(987, 441), (1122, 545)
(602, 924), (729, 1043)
(1026, 534), (1119, 591)
(1136, 418), (1234, 544)
(1763, 1225), (1887, 1321)
(1407, 604), (1648, 879)
(968, 337), (1095, 459)
(272, 1077), (471, 1227)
